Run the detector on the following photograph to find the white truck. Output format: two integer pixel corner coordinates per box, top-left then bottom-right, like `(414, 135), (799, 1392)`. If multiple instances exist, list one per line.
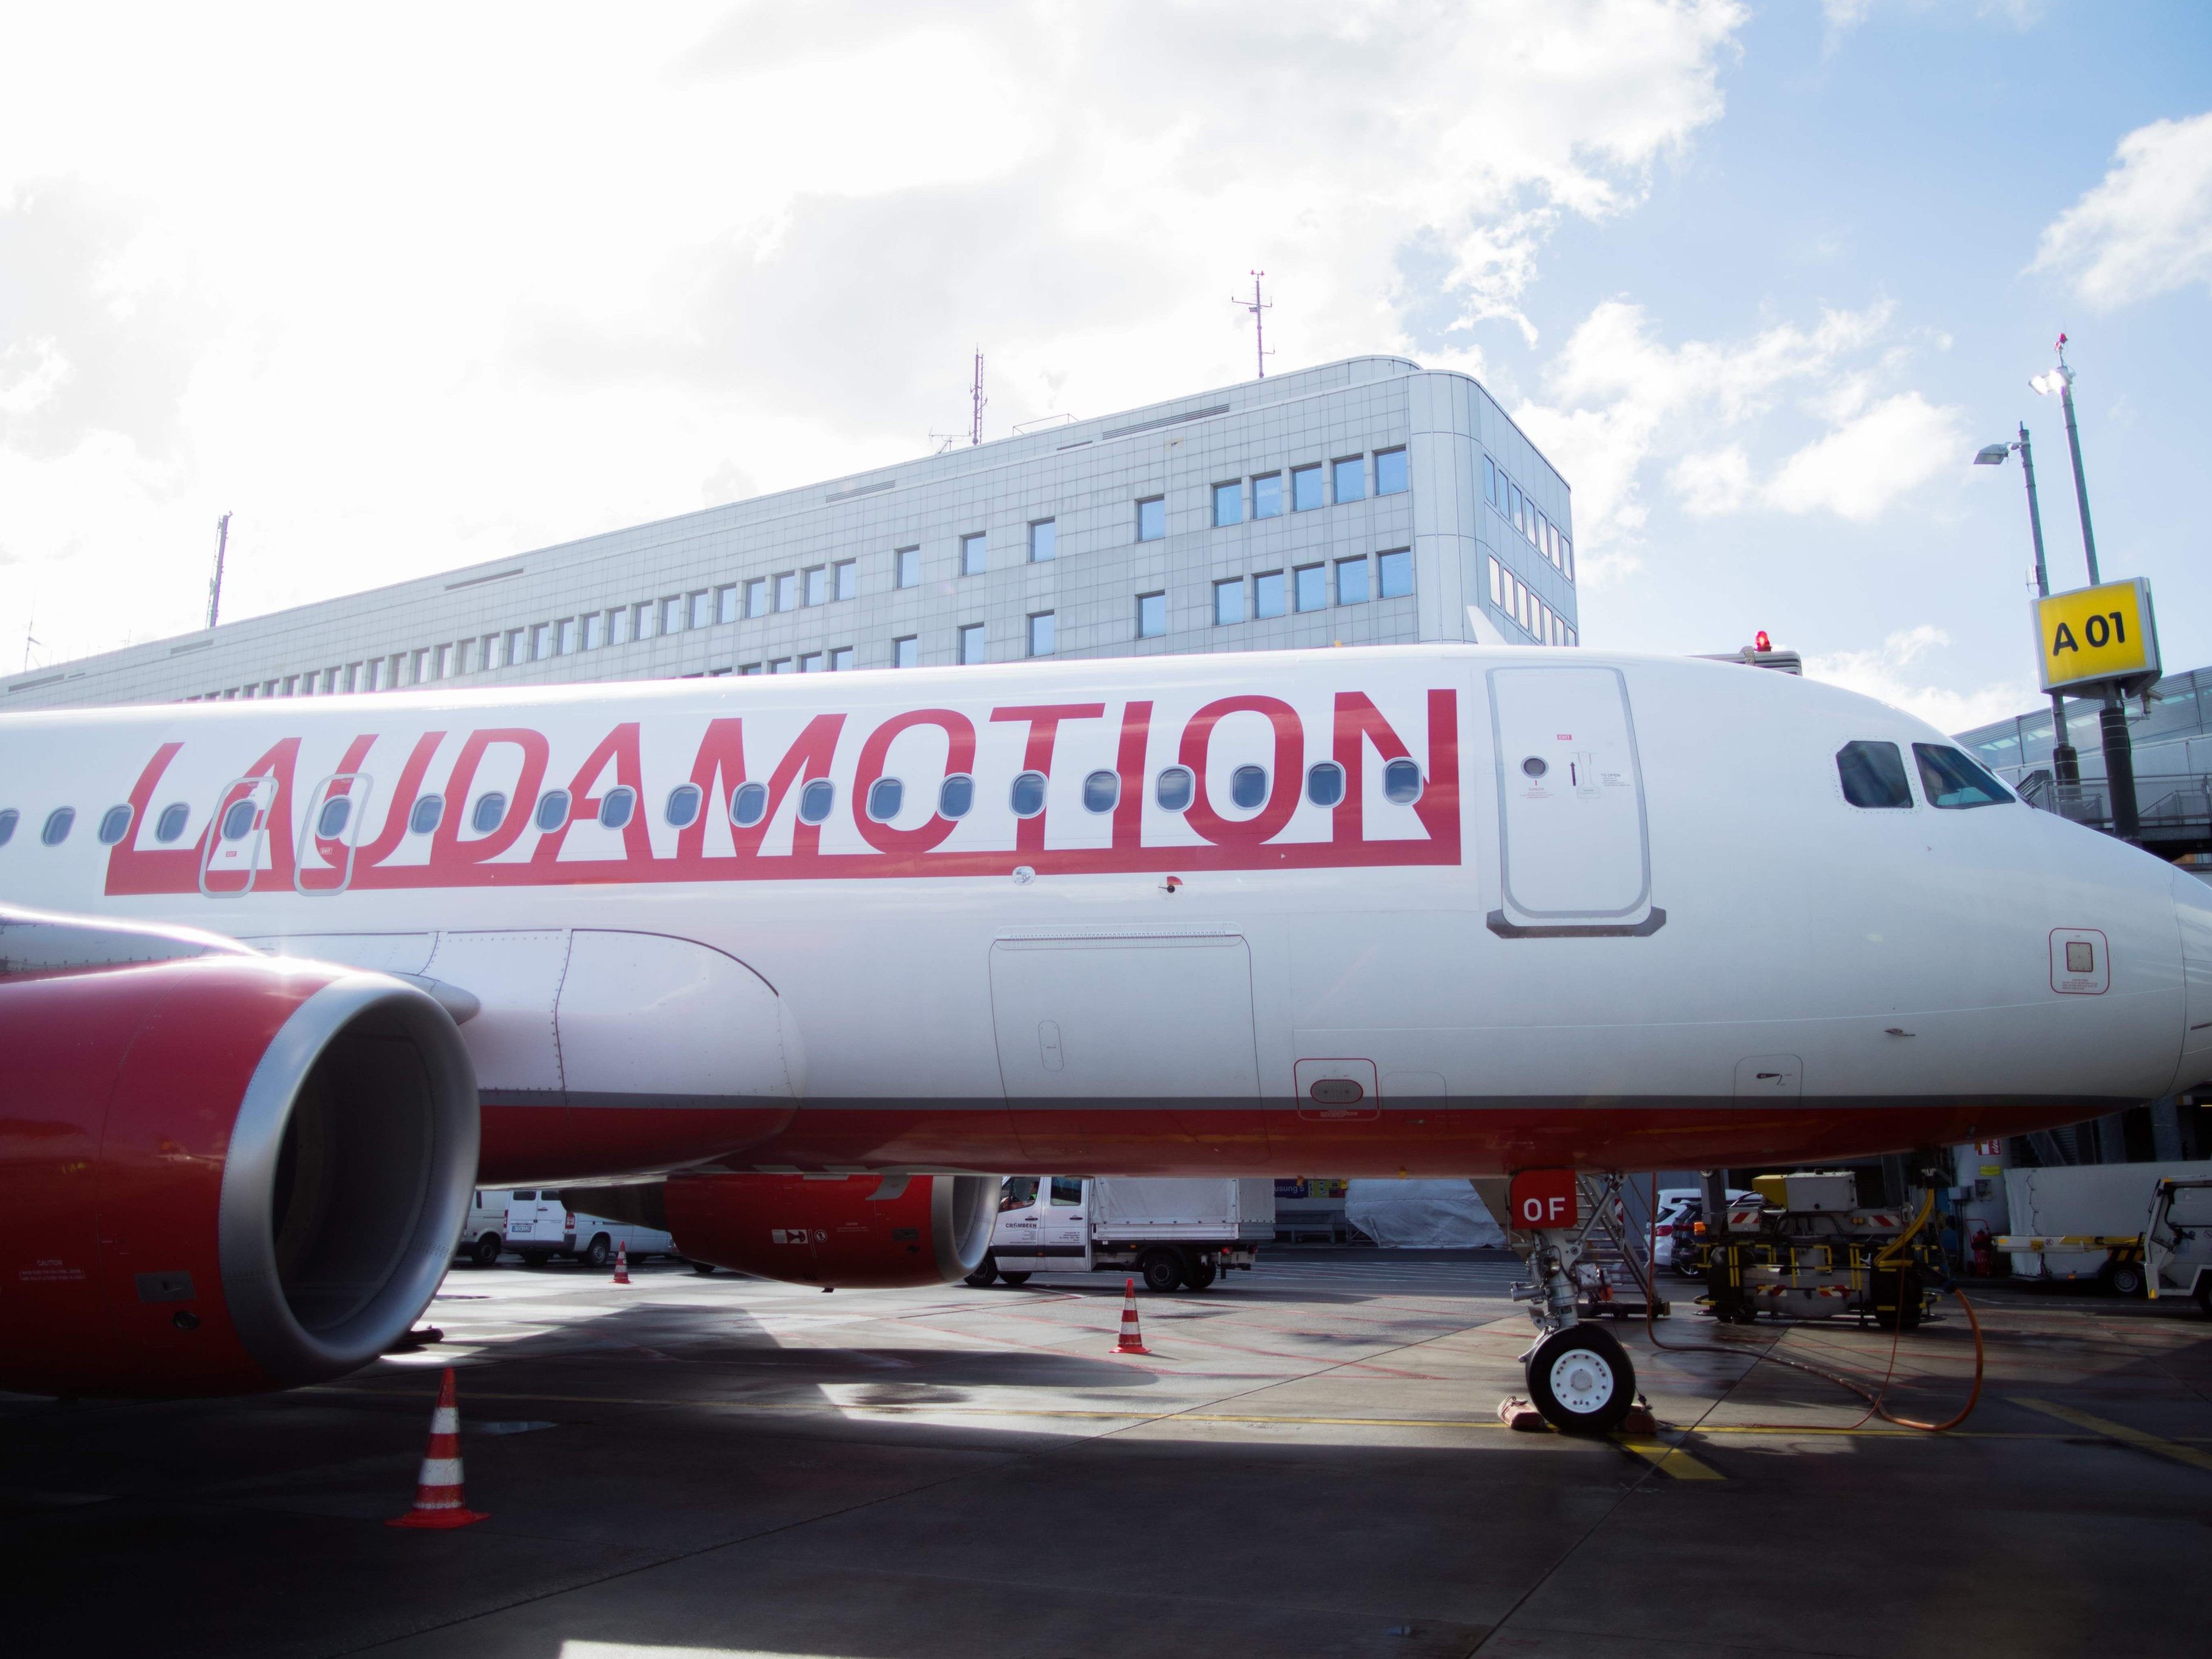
(504, 1191), (680, 1268)
(453, 1189), (512, 1267)
(1999, 1161), (2212, 1307)
(966, 1175), (1274, 1293)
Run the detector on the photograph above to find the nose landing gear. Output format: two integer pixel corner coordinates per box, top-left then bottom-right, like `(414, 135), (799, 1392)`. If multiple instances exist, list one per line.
(1502, 1171), (1651, 1435)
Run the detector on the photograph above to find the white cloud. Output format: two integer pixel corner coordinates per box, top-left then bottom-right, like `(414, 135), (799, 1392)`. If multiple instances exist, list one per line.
(1763, 392), (1966, 521)
(1668, 445), (1751, 516)
(1804, 625), (2033, 733)
(0, 2), (1750, 664)
(2032, 110), (2212, 310)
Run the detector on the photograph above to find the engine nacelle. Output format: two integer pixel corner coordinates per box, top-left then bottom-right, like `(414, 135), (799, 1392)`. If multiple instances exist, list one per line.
(0, 922), (478, 1397)
(568, 1172), (996, 1288)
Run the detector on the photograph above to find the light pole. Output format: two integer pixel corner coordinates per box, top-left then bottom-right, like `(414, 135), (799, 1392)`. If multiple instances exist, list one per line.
(2030, 336), (2139, 843)
(1974, 426), (2079, 788)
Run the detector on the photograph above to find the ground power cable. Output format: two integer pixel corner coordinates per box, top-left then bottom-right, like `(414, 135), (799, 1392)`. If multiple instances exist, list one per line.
(1638, 1172), (1984, 1434)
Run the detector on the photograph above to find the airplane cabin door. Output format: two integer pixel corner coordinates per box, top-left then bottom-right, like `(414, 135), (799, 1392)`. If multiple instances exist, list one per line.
(1487, 666), (1662, 937)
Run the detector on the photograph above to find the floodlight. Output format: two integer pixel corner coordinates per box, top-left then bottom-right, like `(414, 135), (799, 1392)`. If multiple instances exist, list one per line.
(1974, 444), (2010, 465)
(2030, 369), (2070, 397)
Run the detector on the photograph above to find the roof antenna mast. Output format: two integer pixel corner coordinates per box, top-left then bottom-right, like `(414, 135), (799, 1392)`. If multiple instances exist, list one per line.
(205, 511), (232, 630)
(970, 347), (987, 446)
(1231, 270), (1273, 379)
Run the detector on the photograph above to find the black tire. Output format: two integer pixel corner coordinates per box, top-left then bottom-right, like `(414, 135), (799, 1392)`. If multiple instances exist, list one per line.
(2196, 1278), (2212, 1316)
(584, 1234), (612, 1269)
(1524, 1324), (1635, 1435)
(2100, 1259), (2146, 1299)
(1139, 1248), (1185, 1294)
(997, 1271), (1032, 1285)
(964, 1257), (998, 1288)
(1186, 1257), (1219, 1290)
(470, 1233), (502, 1268)
(688, 1259), (717, 1276)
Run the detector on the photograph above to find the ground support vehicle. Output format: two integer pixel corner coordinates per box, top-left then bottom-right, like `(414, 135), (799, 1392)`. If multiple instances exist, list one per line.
(505, 1191), (679, 1267)
(968, 1176), (1273, 1293)
(1998, 1161), (2212, 1297)
(453, 1189), (510, 1267)
(2001, 1174), (2212, 1308)
(1690, 1174), (1937, 1329)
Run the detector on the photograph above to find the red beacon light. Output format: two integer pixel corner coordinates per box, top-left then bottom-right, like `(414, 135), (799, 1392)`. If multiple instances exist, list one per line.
(1754, 630), (1772, 653)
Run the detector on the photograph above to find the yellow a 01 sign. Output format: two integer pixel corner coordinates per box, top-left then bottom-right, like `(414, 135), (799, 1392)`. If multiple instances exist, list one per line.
(2033, 578), (2160, 694)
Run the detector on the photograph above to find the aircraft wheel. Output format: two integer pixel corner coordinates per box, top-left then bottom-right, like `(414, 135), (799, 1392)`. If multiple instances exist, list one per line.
(964, 1257), (998, 1288)
(1139, 1248), (1185, 1294)
(470, 1234), (502, 1268)
(1524, 1324), (1635, 1435)
(996, 1271), (1031, 1285)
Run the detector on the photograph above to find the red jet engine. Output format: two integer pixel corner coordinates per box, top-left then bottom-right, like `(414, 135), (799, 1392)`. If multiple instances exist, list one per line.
(1, 908), (478, 1397)
(567, 1172), (996, 1288)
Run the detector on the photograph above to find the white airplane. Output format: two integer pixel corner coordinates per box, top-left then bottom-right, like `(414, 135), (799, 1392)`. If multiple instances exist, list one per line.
(4, 643), (2205, 1429)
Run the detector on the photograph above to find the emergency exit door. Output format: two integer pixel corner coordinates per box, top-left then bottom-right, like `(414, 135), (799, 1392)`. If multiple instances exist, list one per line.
(1487, 665), (1662, 937)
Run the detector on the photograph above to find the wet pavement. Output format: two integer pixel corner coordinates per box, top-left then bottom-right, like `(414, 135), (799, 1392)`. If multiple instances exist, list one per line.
(5, 1250), (2207, 1658)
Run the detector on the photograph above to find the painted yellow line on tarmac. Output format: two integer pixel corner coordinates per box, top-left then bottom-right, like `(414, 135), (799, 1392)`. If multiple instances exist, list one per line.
(2014, 1397), (2212, 1474)
(1618, 1437), (1725, 1479)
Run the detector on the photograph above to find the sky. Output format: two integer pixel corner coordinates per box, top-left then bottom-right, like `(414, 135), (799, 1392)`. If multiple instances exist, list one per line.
(2, 1), (2208, 731)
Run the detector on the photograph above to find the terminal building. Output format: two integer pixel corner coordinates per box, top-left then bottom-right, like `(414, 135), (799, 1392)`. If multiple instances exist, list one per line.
(2, 355), (1578, 713)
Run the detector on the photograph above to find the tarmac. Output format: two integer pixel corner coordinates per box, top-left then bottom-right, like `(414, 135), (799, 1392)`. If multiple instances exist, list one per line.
(4, 1248), (2208, 1658)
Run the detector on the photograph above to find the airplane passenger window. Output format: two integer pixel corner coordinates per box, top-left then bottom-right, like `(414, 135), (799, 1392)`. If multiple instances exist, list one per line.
(1835, 742), (1912, 809)
(535, 790), (570, 832)
(665, 784), (702, 827)
(599, 787), (635, 830)
(316, 798), (351, 840)
(1913, 744), (2013, 809)
(97, 805), (134, 845)
(222, 800), (258, 841)
(471, 792), (508, 833)
(409, 795), (444, 834)
(42, 807), (74, 846)
(1383, 758), (1423, 804)
(0, 809), (15, 846)
(1230, 765), (1267, 809)
(1050, 1177), (1083, 1206)
(730, 782), (768, 827)
(1082, 770), (1119, 813)
(1156, 766), (1194, 812)
(1306, 761), (1344, 807)
(998, 1176), (1038, 1211)
(868, 778), (903, 821)
(798, 778), (835, 824)
(938, 775), (974, 819)
(1010, 770), (1047, 818)
(156, 802), (190, 843)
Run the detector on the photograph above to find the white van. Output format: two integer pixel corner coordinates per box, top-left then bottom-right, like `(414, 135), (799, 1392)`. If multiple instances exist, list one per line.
(504, 1191), (679, 1268)
(453, 1189), (510, 1267)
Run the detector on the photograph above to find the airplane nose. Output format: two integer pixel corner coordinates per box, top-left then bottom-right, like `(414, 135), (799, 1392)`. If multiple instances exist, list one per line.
(2173, 868), (2212, 1095)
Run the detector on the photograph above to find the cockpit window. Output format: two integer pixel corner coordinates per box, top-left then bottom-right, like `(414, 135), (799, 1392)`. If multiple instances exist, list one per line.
(1913, 744), (2012, 809)
(1836, 741), (1912, 809)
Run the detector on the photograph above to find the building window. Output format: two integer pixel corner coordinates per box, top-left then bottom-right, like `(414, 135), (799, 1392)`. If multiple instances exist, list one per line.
(1213, 577), (1245, 626)
(555, 618), (576, 655)
(716, 584), (739, 624)
(1135, 496), (1165, 542)
(1252, 472), (1283, 519)
(660, 596), (682, 634)
(1029, 519), (1056, 562)
(1212, 482), (1243, 527)
(1376, 446), (1408, 496)
(1028, 611), (1055, 657)
(409, 649), (428, 683)
(633, 602), (655, 640)
(1255, 570), (1286, 620)
(796, 651), (821, 672)
(775, 572), (798, 612)
(744, 578), (768, 618)
(894, 546), (919, 588)
(1292, 464), (1324, 511)
(960, 532), (987, 575)
(829, 646), (853, 671)
(1295, 564), (1327, 612)
(834, 558), (857, 600)
(1332, 457), (1366, 504)
(803, 567), (826, 606)
(1337, 556), (1369, 605)
(1560, 536), (1573, 582)
(608, 609), (630, 648)
(687, 590), (710, 629)
(583, 612), (605, 650)
(433, 646), (450, 680)
(1135, 591), (1166, 638)
(1378, 549), (1412, 599)
(1488, 556), (1504, 607)
(959, 623), (987, 665)
(739, 662), (761, 675)
(1508, 480), (1525, 534)
(892, 635), (918, 668)
(531, 624), (551, 661)
(769, 657), (792, 674)
(1484, 455), (1499, 507)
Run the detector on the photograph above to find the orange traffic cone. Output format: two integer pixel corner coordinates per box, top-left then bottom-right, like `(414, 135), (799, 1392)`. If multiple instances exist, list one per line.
(612, 1240), (631, 1284)
(1111, 1277), (1151, 1355)
(387, 1366), (488, 1530)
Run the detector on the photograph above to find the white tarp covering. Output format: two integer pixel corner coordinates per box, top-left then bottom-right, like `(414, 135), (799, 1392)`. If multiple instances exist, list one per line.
(1344, 1180), (1507, 1248)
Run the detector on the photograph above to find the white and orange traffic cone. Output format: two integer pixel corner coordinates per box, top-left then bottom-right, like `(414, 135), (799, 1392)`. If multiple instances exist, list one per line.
(612, 1240), (631, 1284)
(387, 1366), (488, 1530)
(1111, 1277), (1151, 1355)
